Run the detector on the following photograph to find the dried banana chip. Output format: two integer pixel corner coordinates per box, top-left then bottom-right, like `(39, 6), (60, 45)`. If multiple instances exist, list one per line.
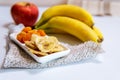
(25, 41), (38, 50)
(50, 44), (64, 53)
(35, 36), (59, 53)
(31, 34), (43, 42)
(26, 46), (48, 56)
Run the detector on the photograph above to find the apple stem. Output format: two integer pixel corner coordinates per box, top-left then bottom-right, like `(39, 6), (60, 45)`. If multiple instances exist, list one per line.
(26, 3), (30, 6)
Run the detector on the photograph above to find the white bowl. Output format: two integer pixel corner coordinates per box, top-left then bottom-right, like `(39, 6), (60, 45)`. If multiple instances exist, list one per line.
(10, 33), (70, 64)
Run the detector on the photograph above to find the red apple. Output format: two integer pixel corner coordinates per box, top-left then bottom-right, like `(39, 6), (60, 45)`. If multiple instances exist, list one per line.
(11, 2), (39, 27)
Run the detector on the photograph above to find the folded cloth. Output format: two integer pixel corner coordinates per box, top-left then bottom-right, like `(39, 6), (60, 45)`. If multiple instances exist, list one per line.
(2, 24), (104, 69)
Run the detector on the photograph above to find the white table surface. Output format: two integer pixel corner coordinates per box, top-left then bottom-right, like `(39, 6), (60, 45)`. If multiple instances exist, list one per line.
(0, 6), (120, 80)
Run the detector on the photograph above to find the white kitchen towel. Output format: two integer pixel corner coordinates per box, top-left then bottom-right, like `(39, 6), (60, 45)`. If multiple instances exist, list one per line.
(2, 24), (104, 69)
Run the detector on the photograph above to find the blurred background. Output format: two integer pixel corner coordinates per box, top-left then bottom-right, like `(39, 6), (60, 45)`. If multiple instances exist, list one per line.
(0, 0), (120, 16)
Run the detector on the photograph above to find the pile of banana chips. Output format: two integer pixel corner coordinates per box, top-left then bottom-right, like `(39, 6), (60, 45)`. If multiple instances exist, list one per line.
(25, 34), (64, 57)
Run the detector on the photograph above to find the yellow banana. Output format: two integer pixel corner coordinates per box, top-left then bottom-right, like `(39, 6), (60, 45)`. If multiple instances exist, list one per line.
(93, 26), (104, 42)
(35, 4), (94, 28)
(44, 28), (66, 34)
(43, 26), (103, 43)
(37, 16), (99, 43)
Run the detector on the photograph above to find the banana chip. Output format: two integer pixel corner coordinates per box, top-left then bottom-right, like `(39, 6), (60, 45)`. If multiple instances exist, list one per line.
(25, 41), (38, 50)
(25, 34), (64, 57)
(50, 44), (64, 53)
(35, 36), (59, 52)
(27, 47), (48, 56)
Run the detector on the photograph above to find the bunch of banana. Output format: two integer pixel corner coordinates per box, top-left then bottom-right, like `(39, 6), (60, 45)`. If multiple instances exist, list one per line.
(35, 4), (94, 28)
(35, 5), (104, 43)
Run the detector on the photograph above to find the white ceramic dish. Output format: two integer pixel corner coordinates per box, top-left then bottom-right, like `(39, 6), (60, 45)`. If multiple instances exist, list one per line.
(10, 33), (70, 64)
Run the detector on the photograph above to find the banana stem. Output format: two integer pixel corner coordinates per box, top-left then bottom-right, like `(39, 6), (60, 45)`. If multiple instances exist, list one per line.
(35, 22), (48, 30)
(35, 19), (44, 28)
